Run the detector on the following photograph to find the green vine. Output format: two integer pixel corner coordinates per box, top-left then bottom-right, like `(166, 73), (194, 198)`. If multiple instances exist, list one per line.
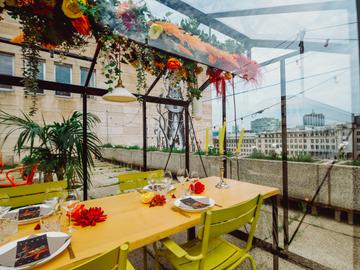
(20, 15), (41, 116)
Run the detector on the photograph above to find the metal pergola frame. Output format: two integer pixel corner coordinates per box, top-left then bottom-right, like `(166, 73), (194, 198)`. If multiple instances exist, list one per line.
(0, 1), (358, 269)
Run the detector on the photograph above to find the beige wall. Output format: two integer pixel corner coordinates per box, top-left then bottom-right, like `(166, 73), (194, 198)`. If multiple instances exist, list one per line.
(0, 15), (212, 164)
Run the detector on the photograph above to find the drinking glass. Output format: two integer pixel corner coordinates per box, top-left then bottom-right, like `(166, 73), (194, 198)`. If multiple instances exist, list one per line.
(0, 213), (18, 244)
(60, 189), (79, 234)
(0, 193), (11, 218)
(161, 171), (172, 195)
(40, 212), (61, 232)
(43, 187), (65, 213)
(190, 171), (199, 183)
(148, 177), (156, 191)
(176, 169), (189, 198)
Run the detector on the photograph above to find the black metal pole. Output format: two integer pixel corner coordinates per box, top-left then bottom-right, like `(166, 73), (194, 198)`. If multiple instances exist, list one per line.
(280, 59), (289, 250)
(222, 90), (227, 177)
(82, 43), (102, 200)
(272, 196), (279, 270)
(143, 100), (147, 171)
(185, 106), (190, 173)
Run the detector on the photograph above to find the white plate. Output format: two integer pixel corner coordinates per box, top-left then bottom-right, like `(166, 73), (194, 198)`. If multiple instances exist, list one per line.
(143, 184), (175, 192)
(0, 232), (70, 269)
(4, 205), (53, 225)
(174, 196), (215, 213)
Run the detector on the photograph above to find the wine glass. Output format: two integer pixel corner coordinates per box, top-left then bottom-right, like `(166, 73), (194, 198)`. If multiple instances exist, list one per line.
(43, 187), (64, 213)
(190, 171), (199, 183)
(148, 176), (156, 191)
(60, 189), (79, 234)
(161, 171), (172, 194)
(0, 193), (11, 218)
(176, 169), (189, 198)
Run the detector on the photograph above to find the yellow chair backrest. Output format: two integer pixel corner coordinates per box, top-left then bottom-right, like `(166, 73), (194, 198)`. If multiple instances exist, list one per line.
(71, 242), (134, 270)
(0, 181), (67, 208)
(118, 170), (164, 192)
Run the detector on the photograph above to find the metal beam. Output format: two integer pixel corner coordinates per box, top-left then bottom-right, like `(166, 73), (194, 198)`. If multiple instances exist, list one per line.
(155, 0), (250, 45)
(0, 75), (190, 107)
(199, 79), (211, 93)
(250, 39), (350, 54)
(208, 1), (348, 18)
(260, 51), (299, 67)
(142, 100), (147, 171)
(0, 37), (94, 62)
(280, 59), (289, 250)
(0, 74), (107, 96)
(136, 94), (188, 107)
(144, 69), (165, 96)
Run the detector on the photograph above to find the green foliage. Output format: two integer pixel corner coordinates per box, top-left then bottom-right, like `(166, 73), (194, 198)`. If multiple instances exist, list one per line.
(0, 111), (102, 188)
(248, 149), (315, 163)
(2, 163), (19, 170)
(146, 146), (158, 152)
(161, 147), (185, 153)
(352, 158), (360, 167)
(102, 143), (114, 148)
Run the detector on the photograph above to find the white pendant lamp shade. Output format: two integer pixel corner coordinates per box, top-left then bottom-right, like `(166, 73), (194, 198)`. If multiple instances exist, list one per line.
(102, 79), (137, 103)
(192, 97), (202, 120)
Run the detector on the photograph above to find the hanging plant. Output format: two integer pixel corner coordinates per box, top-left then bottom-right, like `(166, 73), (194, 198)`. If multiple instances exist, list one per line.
(20, 14), (42, 116)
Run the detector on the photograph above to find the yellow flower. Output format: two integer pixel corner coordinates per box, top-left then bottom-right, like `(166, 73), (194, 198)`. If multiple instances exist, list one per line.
(148, 23), (163, 40)
(5, 0), (17, 6)
(62, 0), (85, 19)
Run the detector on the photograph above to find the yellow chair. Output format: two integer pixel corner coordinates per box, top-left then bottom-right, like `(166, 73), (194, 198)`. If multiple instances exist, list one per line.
(117, 169), (164, 269)
(118, 170), (164, 192)
(0, 181), (67, 208)
(153, 195), (264, 270)
(71, 242), (134, 270)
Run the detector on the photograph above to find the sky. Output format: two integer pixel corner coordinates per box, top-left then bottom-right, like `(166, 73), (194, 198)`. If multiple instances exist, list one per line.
(141, 0), (359, 132)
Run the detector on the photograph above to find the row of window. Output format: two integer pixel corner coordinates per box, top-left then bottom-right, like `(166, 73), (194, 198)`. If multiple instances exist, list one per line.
(0, 52), (95, 96)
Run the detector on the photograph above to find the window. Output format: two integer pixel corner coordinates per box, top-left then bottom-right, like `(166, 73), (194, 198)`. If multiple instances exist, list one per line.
(0, 52), (14, 90)
(80, 67), (96, 98)
(24, 60), (45, 94)
(55, 63), (72, 96)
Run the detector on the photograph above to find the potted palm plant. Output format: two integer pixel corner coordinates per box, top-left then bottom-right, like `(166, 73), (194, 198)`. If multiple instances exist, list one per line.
(0, 111), (102, 188)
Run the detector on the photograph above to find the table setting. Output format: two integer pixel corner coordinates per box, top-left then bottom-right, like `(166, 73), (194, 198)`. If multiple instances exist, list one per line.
(0, 187), (108, 269)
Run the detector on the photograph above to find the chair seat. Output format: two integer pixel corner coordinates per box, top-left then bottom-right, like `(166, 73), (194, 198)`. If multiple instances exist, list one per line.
(126, 260), (135, 270)
(162, 237), (245, 270)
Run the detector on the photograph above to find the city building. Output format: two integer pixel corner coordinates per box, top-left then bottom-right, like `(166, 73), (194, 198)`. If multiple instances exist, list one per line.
(250, 117), (280, 134)
(214, 124), (354, 159)
(303, 111), (325, 127)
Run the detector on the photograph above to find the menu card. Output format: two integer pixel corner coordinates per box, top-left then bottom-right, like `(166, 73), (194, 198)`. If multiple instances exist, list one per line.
(180, 197), (210, 209)
(14, 234), (50, 267)
(18, 206), (41, 220)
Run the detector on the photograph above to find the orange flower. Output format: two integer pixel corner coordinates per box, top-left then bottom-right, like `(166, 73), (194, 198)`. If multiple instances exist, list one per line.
(11, 32), (24, 44)
(167, 58), (182, 71)
(71, 15), (91, 36)
(208, 54), (217, 65)
(176, 44), (193, 57)
(41, 42), (57, 50)
(154, 60), (165, 70)
(224, 72), (233, 80)
(195, 66), (203, 75)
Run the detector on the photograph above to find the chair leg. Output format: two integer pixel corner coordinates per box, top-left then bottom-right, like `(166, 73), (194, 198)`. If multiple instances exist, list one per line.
(143, 247), (147, 269)
(153, 243), (160, 270)
(247, 254), (257, 270)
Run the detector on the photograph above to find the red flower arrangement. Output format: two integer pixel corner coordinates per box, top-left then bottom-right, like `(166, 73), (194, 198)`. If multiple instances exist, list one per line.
(71, 16), (91, 36)
(149, 194), (166, 207)
(71, 206), (107, 227)
(189, 180), (205, 194)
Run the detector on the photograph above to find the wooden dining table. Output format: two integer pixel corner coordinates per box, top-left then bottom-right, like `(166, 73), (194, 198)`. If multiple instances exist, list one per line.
(8, 176), (280, 270)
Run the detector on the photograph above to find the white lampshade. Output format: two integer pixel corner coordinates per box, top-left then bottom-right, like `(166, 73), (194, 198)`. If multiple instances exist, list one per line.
(191, 97), (202, 120)
(102, 80), (136, 103)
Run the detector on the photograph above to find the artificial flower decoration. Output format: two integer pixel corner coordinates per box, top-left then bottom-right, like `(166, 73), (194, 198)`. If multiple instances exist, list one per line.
(149, 194), (166, 207)
(167, 57), (182, 71)
(72, 207), (107, 227)
(33, 0), (55, 15)
(10, 32), (24, 44)
(207, 68), (226, 96)
(148, 23), (163, 40)
(71, 15), (91, 36)
(224, 72), (233, 80)
(0, 0), (5, 8)
(62, 0), (85, 19)
(190, 180), (205, 194)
